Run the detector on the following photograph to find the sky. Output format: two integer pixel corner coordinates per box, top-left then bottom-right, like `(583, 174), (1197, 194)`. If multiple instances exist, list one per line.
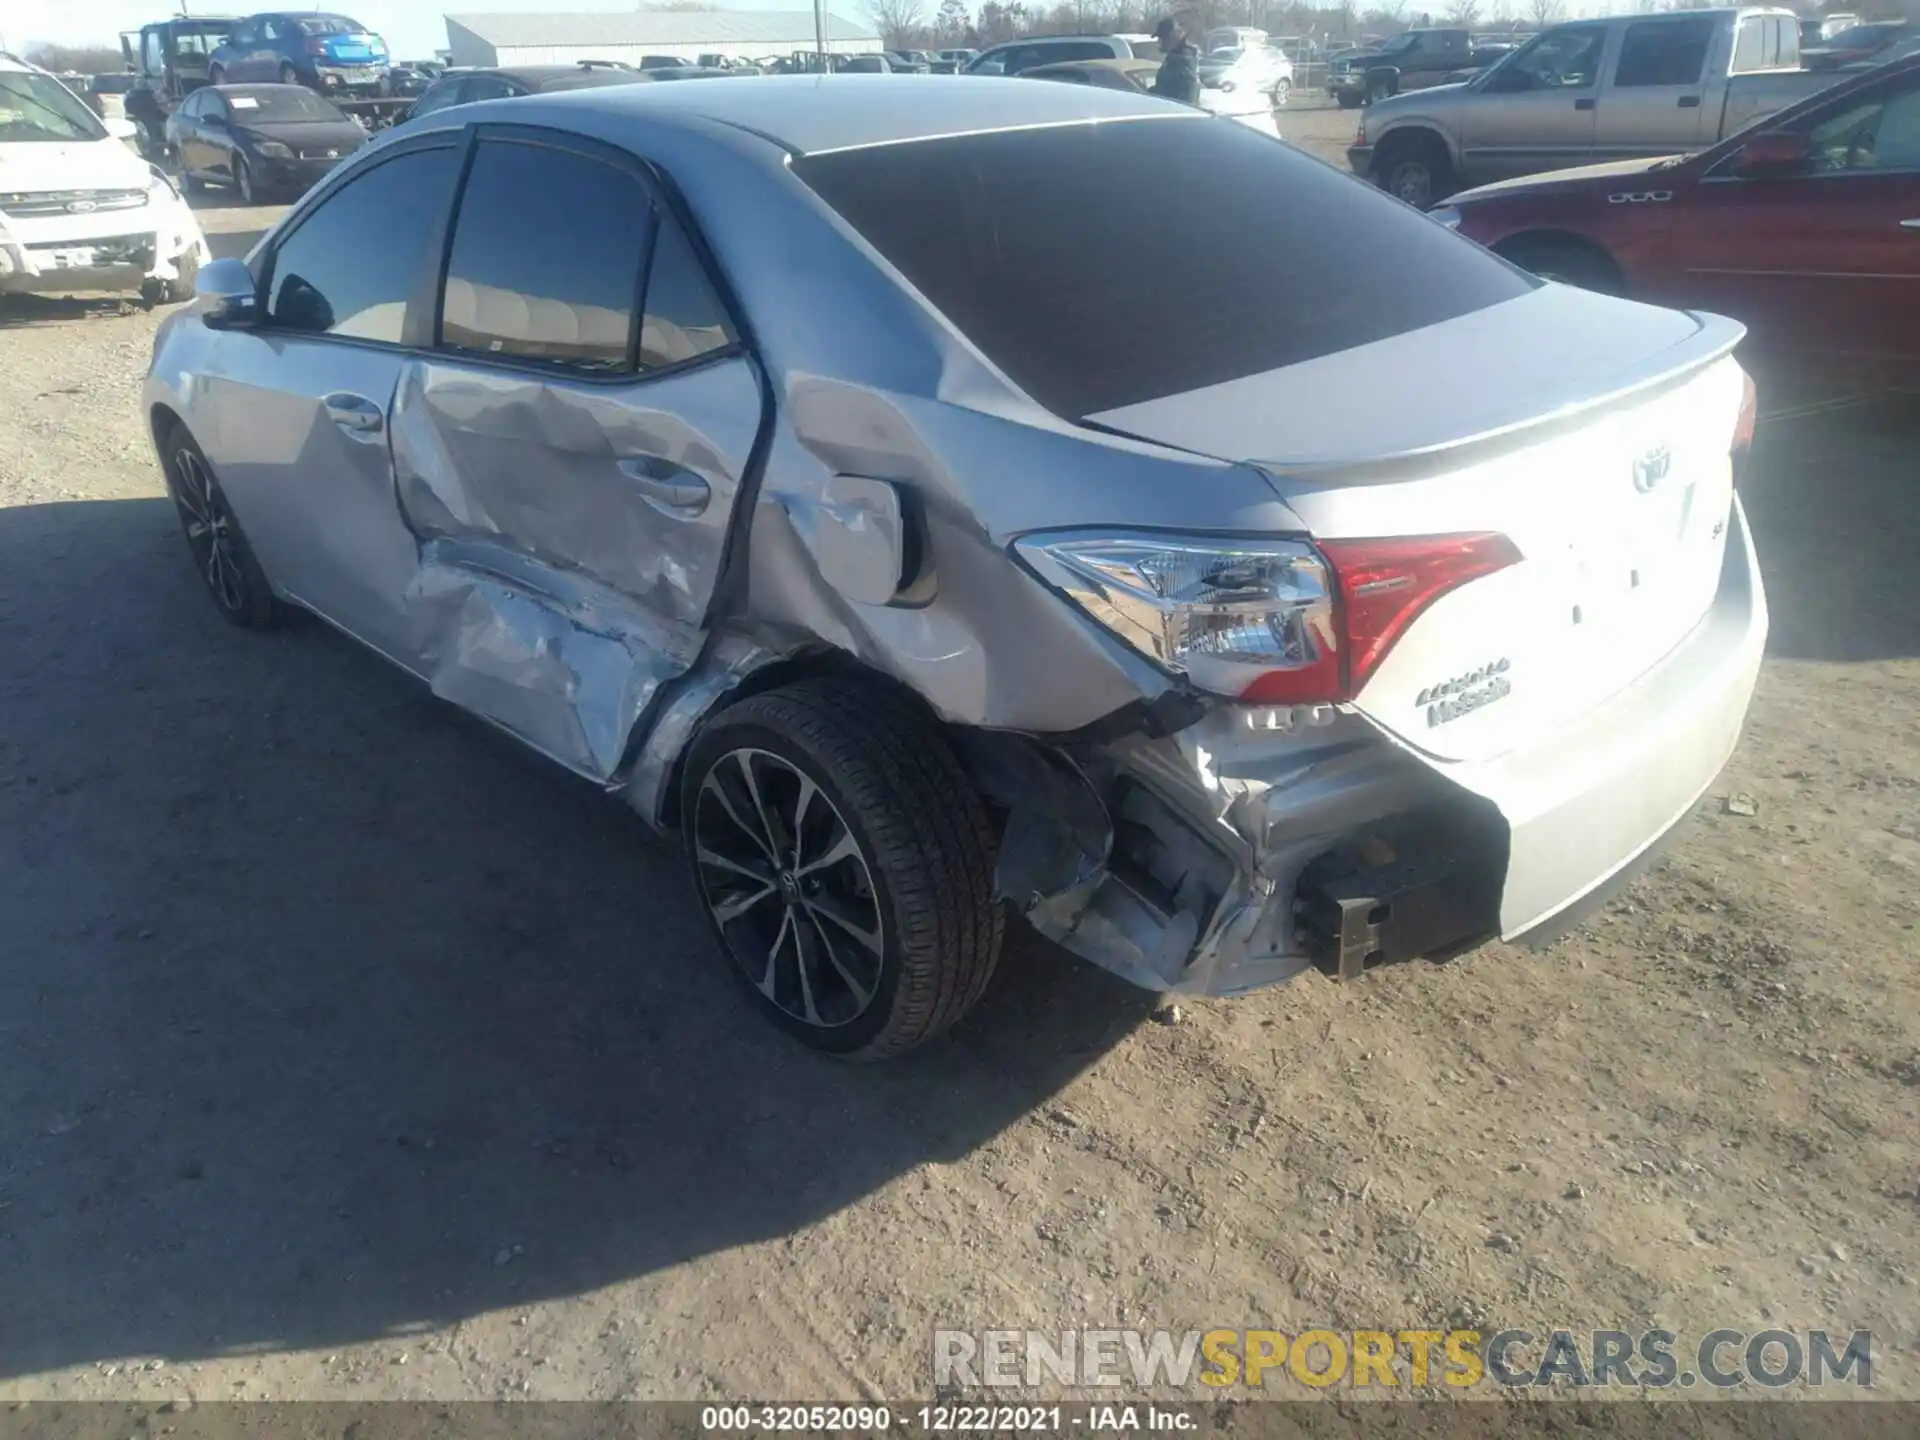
(0, 0), (840, 62)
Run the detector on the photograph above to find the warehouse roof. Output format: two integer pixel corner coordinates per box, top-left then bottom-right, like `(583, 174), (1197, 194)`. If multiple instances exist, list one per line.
(445, 10), (880, 47)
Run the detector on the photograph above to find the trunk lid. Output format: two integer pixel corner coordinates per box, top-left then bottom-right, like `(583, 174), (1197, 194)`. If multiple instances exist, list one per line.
(1084, 286), (1747, 762)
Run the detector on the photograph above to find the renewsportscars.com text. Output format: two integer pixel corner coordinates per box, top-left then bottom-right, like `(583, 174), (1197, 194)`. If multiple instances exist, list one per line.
(933, 1327), (1873, 1390)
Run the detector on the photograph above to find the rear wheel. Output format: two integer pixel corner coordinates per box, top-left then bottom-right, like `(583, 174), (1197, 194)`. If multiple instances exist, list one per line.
(1375, 133), (1453, 208)
(1495, 234), (1624, 294)
(681, 680), (1003, 1060)
(160, 422), (286, 628)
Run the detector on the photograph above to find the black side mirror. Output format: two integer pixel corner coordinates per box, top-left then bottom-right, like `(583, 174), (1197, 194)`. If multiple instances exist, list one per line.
(1734, 129), (1811, 175)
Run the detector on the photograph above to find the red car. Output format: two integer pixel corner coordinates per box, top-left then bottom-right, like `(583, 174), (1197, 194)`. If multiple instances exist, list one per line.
(1433, 54), (1920, 365)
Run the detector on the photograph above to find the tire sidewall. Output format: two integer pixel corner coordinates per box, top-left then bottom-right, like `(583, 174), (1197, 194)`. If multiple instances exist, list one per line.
(162, 423), (277, 626)
(235, 155), (255, 204)
(680, 712), (914, 1057)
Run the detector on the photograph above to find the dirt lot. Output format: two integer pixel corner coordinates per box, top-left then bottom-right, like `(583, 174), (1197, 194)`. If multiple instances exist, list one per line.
(1, 174), (1917, 1411)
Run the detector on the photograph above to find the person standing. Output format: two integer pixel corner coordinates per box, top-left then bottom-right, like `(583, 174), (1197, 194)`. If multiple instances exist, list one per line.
(1151, 18), (1200, 105)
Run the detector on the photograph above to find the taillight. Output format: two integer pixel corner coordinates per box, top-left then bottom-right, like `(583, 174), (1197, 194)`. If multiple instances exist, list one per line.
(1729, 368), (1757, 487)
(1304, 532), (1522, 700)
(1016, 530), (1520, 708)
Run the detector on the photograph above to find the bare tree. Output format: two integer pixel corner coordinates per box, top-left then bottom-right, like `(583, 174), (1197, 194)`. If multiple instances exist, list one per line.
(935, 0), (974, 42)
(1445, 0), (1480, 23)
(1526, 0), (1563, 24)
(868, 0), (930, 43)
(25, 42), (125, 73)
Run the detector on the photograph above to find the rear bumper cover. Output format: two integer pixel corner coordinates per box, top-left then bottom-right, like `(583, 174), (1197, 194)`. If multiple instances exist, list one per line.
(992, 495), (1766, 997)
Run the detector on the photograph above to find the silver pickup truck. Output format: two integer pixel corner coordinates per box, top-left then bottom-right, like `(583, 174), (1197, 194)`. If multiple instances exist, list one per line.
(1349, 7), (1839, 206)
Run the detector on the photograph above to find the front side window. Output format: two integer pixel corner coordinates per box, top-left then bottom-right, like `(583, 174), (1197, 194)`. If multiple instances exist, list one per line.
(1614, 18), (1715, 88)
(1498, 26), (1606, 90)
(438, 139), (652, 370)
(795, 116), (1530, 418)
(410, 77), (466, 115)
(267, 146), (461, 341)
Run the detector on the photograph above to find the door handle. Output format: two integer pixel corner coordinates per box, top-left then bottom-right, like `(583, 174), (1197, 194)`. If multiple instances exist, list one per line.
(322, 392), (384, 433)
(1677, 94), (1701, 108)
(1574, 97), (1595, 111)
(618, 456), (711, 517)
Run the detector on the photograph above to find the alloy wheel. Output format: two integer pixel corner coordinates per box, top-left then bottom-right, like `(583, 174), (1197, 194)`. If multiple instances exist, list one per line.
(692, 747), (884, 1031)
(168, 445), (247, 614)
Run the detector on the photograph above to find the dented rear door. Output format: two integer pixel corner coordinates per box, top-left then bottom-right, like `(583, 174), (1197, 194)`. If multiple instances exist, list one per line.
(387, 129), (765, 780)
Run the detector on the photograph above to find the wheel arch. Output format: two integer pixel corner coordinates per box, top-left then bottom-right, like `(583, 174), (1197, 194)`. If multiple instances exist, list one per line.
(1489, 228), (1628, 293)
(1370, 121), (1460, 174)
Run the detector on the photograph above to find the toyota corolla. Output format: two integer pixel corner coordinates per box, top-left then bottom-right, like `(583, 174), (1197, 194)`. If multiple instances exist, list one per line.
(143, 77), (1766, 1058)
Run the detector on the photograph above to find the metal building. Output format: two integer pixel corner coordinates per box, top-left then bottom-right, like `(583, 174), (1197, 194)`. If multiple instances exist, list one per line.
(443, 11), (885, 67)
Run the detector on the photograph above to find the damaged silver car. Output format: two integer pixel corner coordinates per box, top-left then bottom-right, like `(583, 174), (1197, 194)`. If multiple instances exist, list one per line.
(143, 77), (1768, 1058)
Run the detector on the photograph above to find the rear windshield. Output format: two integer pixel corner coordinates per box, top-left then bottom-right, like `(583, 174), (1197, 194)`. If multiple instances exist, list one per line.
(298, 16), (365, 36)
(794, 116), (1531, 418)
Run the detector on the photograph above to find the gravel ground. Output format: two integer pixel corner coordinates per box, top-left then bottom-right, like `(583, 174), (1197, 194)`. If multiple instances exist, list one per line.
(0, 178), (1917, 1409)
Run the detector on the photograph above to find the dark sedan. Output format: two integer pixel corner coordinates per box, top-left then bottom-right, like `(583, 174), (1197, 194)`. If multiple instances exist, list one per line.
(404, 61), (652, 120)
(166, 83), (367, 204)
(1434, 55), (1920, 366)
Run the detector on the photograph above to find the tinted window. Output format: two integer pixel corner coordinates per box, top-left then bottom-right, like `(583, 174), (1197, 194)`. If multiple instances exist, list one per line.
(1615, 18), (1715, 86)
(1503, 26), (1605, 89)
(463, 74), (517, 101)
(439, 139), (651, 370)
(267, 146), (460, 341)
(639, 211), (735, 369)
(1804, 80), (1920, 171)
(796, 117), (1530, 417)
(410, 77), (465, 114)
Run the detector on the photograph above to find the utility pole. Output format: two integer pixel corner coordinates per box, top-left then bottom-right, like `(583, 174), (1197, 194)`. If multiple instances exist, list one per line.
(814, 0), (828, 66)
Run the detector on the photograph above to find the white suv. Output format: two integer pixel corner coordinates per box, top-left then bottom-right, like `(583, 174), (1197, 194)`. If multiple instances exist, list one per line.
(0, 53), (209, 303)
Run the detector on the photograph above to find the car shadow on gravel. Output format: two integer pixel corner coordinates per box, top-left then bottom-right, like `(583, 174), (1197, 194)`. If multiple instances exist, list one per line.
(1736, 388), (1919, 664)
(0, 497), (1154, 1380)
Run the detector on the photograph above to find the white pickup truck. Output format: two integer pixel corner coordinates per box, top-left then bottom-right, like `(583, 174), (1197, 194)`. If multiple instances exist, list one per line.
(1349, 7), (1840, 206)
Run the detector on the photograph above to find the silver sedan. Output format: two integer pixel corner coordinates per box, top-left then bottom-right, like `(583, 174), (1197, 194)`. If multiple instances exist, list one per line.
(145, 75), (1766, 1058)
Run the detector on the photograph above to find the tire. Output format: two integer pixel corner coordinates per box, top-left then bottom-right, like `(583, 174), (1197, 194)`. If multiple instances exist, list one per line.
(159, 247), (201, 305)
(1495, 234), (1624, 295)
(680, 679), (1003, 1060)
(173, 149), (203, 194)
(159, 422), (287, 628)
(1367, 72), (1396, 103)
(233, 153), (258, 205)
(1271, 77), (1291, 107)
(1375, 134), (1453, 208)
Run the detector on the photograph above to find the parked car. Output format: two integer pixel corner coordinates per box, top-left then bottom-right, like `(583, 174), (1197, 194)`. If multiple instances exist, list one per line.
(166, 83), (366, 203)
(1328, 28), (1476, 107)
(966, 36), (1137, 75)
(1351, 7), (1831, 206)
(403, 62), (652, 122)
(383, 62), (437, 98)
(1198, 41), (1295, 106)
(86, 71), (138, 120)
(208, 12), (391, 96)
(1023, 56), (1283, 136)
(148, 76), (1765, 1057)
(887, 50), (935, 72)
(838, 55), (899, 73)
(645, 66), (730, 81)
(0, 52), (208, 303)
(932, 47), (979, 73)
(1435, 53), (1920, 365)
(1802, 18), (1907, 70)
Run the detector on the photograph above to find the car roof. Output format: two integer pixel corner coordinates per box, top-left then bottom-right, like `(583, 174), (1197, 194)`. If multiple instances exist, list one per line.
(481, 72), (1177, 155)
(474, 63), (643, 84)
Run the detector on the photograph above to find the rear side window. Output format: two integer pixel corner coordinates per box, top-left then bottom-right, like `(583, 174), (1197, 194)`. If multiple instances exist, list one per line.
(796, 116), (1530, 418)
(439, 138), (652, 371)
(267, 145), (461, 342)
(1614, 18), (1715, 87)
(1732, 17), (1764, 73)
